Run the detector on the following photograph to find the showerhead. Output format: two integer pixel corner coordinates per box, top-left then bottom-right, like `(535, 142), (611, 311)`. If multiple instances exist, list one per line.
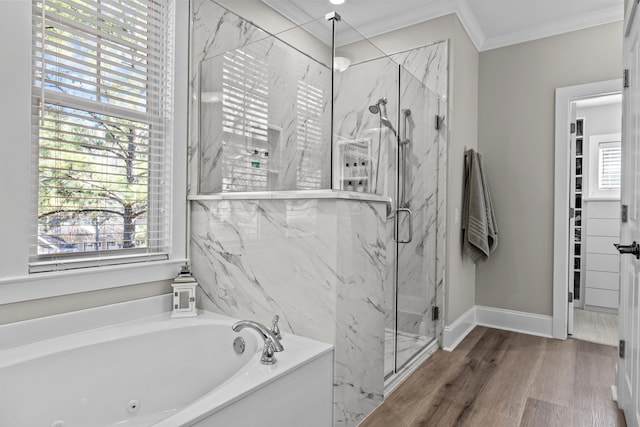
(368, 96), (396, 135)
(368, 97), (387, 114)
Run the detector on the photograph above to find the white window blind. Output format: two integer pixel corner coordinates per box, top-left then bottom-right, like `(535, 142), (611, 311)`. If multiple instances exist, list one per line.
(598, 141), (621, 190)
(31, 0), (174, 272)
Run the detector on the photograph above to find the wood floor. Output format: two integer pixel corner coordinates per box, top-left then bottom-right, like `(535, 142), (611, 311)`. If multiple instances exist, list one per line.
(361, 326), (626, 427)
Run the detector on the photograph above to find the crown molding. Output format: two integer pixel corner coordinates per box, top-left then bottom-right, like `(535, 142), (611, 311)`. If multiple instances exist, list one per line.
(260, 0), (622, 53)
(454, 0), (485, 51)
(338, 0), (457, 44)
(479, 5), (624, 51)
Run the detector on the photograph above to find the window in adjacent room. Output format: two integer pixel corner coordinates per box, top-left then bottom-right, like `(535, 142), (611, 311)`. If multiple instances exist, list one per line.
(587, 133), (621, 199)
(598, 141), (621, 190)
(31, 0), (174, 272)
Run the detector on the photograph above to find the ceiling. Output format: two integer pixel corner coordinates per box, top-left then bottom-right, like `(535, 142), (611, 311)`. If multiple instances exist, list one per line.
(260, 0), (624, 51)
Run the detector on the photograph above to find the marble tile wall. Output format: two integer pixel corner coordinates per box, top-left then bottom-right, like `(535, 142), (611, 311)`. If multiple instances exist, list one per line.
(391, 42), (448, 99)
(190, 197), (387, 426)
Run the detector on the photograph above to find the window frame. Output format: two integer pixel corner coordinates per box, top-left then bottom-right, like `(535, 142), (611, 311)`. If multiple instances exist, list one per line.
(30, 0), (174, 272)
(597, 140), (621, 190)
(0, 0), (188, 305)
(587, 133), (622, 200)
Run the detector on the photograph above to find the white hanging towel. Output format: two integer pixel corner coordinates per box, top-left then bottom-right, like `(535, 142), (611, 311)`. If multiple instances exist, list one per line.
(462, 149), (498, 264)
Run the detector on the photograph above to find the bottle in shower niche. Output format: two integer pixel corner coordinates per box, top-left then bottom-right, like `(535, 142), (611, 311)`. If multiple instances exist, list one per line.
(356, 181), (364, 192)
(353, 162), (358, 177)
(346, 181), (354, 191)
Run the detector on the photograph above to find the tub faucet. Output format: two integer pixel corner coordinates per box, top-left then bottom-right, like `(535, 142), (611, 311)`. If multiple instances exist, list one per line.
(232, 320), (284, 365)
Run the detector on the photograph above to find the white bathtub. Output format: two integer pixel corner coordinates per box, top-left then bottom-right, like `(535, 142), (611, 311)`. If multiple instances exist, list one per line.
(0, 304), (333, 427)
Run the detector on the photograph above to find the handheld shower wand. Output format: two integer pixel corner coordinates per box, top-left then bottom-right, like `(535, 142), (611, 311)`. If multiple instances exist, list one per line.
(368, 97), (397, 136)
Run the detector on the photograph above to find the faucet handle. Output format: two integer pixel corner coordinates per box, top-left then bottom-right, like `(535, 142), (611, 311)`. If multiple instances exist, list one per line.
(260, 338), (277, 365)
(271, 315), (282, 340)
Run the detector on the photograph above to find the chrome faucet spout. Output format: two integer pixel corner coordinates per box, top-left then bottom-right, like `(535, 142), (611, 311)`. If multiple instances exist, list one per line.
(232, 320), (284, 352)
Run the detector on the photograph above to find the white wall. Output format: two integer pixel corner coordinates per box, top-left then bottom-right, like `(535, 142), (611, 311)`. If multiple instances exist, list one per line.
(0, 0), (190, 324)
(476, 22), (623, 316)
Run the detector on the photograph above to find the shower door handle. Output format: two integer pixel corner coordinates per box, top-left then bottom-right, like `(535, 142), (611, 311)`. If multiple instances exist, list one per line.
(396, 207), (413, 244)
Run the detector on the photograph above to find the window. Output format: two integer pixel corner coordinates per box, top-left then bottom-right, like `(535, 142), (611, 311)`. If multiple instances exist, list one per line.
(598, 141), (621, 190)
(31, 0), (174, 272)
(587, 133), (621, 199)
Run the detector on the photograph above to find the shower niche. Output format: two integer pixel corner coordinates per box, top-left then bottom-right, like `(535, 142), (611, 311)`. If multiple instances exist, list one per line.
(336, 138), (372, 192)
(188, 1), (448, 425)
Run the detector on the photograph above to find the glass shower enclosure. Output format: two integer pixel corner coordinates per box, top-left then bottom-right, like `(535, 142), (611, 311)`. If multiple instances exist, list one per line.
(331, 21), (445, 378)
(194, 2), (447, 385)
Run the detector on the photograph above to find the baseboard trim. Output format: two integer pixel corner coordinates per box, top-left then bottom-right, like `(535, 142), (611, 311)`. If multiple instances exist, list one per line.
(442, 305), (554, 351)
(476, 305), (553, 338)
(442, 306), (476, 351)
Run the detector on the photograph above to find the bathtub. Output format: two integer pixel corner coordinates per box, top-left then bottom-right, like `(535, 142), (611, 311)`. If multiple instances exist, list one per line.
(0, 303), (333, 427)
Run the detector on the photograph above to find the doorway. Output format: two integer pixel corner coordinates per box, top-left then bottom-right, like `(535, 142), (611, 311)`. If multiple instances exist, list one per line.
(569, 95), (621, 347)
(553, 79), (622, 342)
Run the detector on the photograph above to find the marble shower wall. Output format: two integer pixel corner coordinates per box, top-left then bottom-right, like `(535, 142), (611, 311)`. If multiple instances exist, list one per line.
(332, 56), (399, 196)
(190, 197), (387, 427)
(391, 42), (448, 99)
(190, 0), (332, 194)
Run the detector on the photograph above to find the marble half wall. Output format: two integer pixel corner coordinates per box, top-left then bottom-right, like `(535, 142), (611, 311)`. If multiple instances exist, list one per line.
(190, 196), (388, 427)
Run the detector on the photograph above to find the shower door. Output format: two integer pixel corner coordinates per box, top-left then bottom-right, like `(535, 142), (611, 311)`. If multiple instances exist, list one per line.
(331, 53), (441, 378)
(389, 67), (440, 374)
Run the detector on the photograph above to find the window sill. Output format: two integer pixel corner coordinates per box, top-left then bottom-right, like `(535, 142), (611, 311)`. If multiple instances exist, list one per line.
(0, 258), (186, 305)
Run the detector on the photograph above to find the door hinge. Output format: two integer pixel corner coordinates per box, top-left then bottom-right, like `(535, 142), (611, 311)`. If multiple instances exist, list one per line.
(622, 204), (629, 223)
(435, 115), (444, 131)
(620, 340), (626, 358)
(568, 292), (573, 303)
(570, 122), (576, 134)
(569, 207), (575, 219)
(432, 306), (440, 321)
(624, 69), (630, 88)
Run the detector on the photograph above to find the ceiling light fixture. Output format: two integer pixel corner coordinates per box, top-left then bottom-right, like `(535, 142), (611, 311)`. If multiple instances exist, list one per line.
(333, 56), (351, 72)
(329, 0), (345, 4)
